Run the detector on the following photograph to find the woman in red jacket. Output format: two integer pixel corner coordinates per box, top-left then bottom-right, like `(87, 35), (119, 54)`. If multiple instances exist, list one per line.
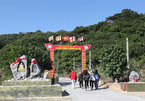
(69, 70), (77, 89)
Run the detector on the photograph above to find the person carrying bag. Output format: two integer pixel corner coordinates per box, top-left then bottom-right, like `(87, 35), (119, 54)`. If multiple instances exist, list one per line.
(89, 72), (95, 90)
(93, 69), (100, 90)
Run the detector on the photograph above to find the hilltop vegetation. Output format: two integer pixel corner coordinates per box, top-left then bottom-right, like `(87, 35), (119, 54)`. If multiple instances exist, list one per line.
(0, 9), (145, 82)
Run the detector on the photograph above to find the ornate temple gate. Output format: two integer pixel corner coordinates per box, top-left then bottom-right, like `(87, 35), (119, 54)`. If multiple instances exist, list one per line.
(45, 44), (91, 80)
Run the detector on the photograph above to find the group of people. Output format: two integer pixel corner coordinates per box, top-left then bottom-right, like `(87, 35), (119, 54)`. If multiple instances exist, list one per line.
(69, 69), (100, 91)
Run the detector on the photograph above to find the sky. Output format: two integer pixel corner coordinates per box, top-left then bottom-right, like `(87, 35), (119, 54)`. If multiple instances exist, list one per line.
(0, 0), (145, 35)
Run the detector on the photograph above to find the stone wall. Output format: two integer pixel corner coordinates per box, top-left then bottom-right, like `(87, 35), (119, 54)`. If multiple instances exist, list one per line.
(120, 82), (145, 92)
(0, 79), (62, 98)
(0, 84), (62, 98)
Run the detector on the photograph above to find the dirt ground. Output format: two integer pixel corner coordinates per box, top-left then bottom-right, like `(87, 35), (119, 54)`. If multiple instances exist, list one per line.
(99, 82), (145, 98)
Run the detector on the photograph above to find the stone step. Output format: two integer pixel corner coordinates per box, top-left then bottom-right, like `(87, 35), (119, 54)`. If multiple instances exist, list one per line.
(0, 96), (72, 101)
(2, 80), (51, 86)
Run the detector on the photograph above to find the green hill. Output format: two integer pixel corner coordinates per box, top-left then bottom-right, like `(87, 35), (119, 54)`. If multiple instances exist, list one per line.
(0, 9), (145, 82)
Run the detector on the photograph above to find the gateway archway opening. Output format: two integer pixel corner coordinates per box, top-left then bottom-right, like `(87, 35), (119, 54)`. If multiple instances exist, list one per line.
(45, 44), (91, 80)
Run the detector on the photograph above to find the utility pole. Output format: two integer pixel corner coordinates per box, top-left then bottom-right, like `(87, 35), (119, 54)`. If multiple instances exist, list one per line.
(89, 50), (92, 70)
(56, 59), (58, 75)
(126, 38), (130, 70)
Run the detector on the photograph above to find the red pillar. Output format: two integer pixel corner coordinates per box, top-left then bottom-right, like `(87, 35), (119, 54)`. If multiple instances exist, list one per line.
(82, 50), (86, 71)
(50, 49), (54, 80)
(123, 83), (125, 91)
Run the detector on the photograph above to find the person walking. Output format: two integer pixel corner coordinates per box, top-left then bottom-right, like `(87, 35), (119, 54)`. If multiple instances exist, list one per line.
(69, 70), (77, 89)
(93, 69), (100, 90)
(89, 71), (95, 90)
(78, 71), (83, 88)
(83, 70), (90, 90)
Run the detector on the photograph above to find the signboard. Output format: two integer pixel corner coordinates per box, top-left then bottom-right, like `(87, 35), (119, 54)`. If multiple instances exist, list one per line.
(50, 49), (54, 80)
(45, 44), (91, 51)
(82, 50), (86, 71)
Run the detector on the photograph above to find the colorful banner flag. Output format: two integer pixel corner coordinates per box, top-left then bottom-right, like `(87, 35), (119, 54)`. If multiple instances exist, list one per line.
(62, 36), (69, 41)
(69, 36), (76, 42)
(78, 36), (84, 41)
(48, 36), (54, 41)
(55, 35), (61, 41)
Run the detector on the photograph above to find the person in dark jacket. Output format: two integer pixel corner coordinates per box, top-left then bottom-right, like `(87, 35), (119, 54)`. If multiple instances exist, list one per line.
(78, 71), (83, 88)
(93, 69), (100, 89)
(83, 70), (90, 90)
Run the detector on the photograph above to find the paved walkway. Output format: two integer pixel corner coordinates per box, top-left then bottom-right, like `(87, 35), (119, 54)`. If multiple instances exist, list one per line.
(59, 77), (145, 101)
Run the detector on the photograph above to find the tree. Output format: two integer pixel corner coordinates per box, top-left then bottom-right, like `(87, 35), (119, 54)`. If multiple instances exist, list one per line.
(106, 9), (139, 22)
(99, 45), (127, 82)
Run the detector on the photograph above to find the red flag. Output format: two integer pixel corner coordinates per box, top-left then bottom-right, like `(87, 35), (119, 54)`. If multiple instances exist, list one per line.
(62, 36), (69, 41)
(55, 35), (61, 41)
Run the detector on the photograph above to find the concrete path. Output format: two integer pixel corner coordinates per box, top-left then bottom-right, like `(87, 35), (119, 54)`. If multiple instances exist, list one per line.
(59, 77), (145, 101)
